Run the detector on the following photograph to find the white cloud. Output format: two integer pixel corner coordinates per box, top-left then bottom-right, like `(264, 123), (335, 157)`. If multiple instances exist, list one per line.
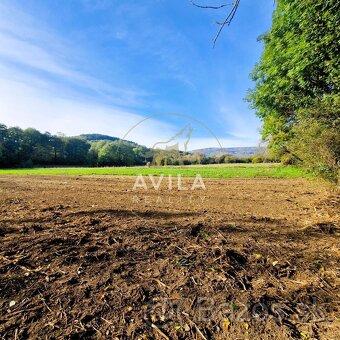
(207, 90), (262, 147)
(0, 76), (175, 147)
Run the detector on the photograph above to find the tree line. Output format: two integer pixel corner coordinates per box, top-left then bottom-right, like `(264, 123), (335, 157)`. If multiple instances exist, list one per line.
(0, 124), (148, 168)
(149, 149), (270, 166)
(0, 124), (89, 167)
(0, 123), (271, 168)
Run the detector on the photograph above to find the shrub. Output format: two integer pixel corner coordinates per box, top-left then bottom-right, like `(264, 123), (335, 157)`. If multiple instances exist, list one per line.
(251, 155), (264, 163)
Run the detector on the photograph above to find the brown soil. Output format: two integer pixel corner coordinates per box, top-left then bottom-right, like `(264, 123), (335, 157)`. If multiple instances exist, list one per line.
(0, 175), (339, 339)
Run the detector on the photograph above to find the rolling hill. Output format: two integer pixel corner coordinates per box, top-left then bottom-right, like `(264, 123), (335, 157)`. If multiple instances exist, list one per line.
(191, 146), (266, 157)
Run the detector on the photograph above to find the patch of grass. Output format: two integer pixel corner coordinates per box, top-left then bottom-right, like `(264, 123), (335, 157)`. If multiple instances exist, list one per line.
(231, 303), (240, 312)
(0, 164), (309, 179)
(200, 231), (209, 238)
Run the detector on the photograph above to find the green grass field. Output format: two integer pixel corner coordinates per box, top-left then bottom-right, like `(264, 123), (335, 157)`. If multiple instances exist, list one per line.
(0, 164), (309, 179)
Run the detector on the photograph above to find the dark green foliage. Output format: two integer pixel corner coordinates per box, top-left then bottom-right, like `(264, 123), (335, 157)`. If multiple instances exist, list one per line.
(87, 140), (149, 166)
(0, 125), (88, 167)
(0, 124), (153, 168)
(97, 141), (139, 166)
(248, 0), (340, 182)
(63, 138), (90, 165)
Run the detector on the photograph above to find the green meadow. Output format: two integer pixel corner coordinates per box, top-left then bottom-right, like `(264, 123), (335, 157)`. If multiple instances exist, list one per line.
(0, 163), (309, 179)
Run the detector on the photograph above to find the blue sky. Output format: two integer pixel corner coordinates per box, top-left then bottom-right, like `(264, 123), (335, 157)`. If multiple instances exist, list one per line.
(0, 0), (274, 149)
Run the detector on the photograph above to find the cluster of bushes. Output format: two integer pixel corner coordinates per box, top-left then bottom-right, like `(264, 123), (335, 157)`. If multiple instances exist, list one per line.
(149, 149), (276, 166)
(87, 140), (148, 166)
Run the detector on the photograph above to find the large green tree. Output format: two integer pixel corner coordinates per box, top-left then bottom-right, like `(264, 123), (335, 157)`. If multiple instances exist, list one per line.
(248, 0), (339, 181)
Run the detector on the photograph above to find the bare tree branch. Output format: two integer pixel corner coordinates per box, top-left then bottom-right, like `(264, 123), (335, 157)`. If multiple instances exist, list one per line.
(191, 1), (233, 10)
(213, 0), (240, 47)
(192, 0), (241, 47)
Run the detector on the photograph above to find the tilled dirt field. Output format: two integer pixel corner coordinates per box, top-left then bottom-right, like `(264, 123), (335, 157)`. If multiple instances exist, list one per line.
(0, 175), (339, 339)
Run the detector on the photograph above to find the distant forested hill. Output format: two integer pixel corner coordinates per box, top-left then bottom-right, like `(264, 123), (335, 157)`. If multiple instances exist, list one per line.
(78, 134), (141, 147)
(79, 134), (119, 142)
(192, 147), (266, 158)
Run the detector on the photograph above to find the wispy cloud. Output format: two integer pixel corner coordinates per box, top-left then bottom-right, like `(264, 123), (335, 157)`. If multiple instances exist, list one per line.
(0, 74), (176, 147)
(216, 102), (262, 147)
(0, 1), (175, 145)
(0, 2), (148, 107)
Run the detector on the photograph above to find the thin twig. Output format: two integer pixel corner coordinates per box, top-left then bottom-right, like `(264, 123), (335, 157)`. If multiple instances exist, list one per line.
(175, 245), (190, 255)
(101, 317), (114, 325)
(0, 255), (45, 275)
(92, 325), (103, 336)
(190, 276), (198, 285)
(38, 292), (52, 313)
(192, 1), (232, 9)
(191, 0), (241, 46)
(151, 323), (170, 340)
(152, 278), (170, 289)
(213, 0), (240, 47)
(213, 228), (228, 242)
(182, 312), (207, 340)
(5, 306), (43, 318)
